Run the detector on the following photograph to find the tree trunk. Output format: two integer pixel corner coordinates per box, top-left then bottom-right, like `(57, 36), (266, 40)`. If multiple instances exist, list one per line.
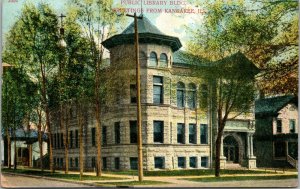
(13, 129), (17, 170)
(215, 130), (222, 177)
(95, 103), (102, 177)
(6, 128), (11, 169)
(78, 103), (84, 180)
(94, 39), (103, 176)
(37, 109), (44, 172)
(40, 61), (53, 172)
(64, 103), (69, 174)
(215, 108), (226, 177)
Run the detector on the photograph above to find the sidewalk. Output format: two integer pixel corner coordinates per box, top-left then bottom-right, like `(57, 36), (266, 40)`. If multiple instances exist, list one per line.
(2, 167), (298, 187)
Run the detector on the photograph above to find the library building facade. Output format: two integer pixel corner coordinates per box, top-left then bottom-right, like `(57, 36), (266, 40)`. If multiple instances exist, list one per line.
(52, 16), (256, 171)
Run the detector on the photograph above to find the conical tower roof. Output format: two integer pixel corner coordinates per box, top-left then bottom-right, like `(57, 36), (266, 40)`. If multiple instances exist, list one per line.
(102, 15), (182, 52)
(121, 16), (164, 35)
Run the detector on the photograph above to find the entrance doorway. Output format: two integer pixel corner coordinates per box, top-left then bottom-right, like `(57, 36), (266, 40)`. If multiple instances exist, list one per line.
(223, 136), (239, 163)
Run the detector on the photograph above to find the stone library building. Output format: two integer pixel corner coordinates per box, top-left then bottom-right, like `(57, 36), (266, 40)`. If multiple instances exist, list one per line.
(52, 16), (257, 171)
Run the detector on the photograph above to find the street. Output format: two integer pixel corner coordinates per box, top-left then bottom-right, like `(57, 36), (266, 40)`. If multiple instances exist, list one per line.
(1, 173), (93, 188)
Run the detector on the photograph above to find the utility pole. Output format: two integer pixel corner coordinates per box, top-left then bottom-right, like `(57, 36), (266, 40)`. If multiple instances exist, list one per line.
(126, 12), (143, 182)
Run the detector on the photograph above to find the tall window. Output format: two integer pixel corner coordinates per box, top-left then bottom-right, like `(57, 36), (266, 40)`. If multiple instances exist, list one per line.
(201, 156), (208, 167)
(178, 157), (185, 168)
(189, 124), (196, 144)
(201, 84), (208, 98)
(130, 121), (137, 143)
(91, 128), (96, 146)
(149, 51), (158, 66)
(160, 53), (168, 67)
(91, 157), (96, 168)
(130, 157), (138, 170)
(153, 76), (163, 104)
(154, 121), (164, 143)
(115, 122), (121, 144)
(102, 126), (107, 145)
(276, 119), (282, 133)
(200, 84), (208, 109)
(69, 158), (73, 167)
(154, 157), (164, 169)
(75, 130), (78, 148)
(54, 134), (57, 149)
(289, 119), (296, 133)
(190, 157), (197, 168)
(61, 133), (64, 148)
(75, 157), (79, 168)
(177, 82), (185, 108)
(177, 123), (185, 144)
(102, 157), (107, 170)
(187, 83), (196, 109)
(130, 84), (137, 103)
(115, 157), (120, 170)
(57, 133), (60, 149)
(200, 124), (208, 144)
(60, 158), (63, 168)
(69, 131), (73, 148)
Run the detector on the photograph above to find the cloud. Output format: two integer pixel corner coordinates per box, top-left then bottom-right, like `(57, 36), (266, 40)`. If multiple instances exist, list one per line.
(155, 11), (204, 49)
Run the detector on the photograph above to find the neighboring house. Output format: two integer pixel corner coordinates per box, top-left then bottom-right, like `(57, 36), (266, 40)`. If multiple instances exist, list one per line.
(3, 128), (48, 167)
(52, 16), (257, 171)
(254, 95), (298, 168)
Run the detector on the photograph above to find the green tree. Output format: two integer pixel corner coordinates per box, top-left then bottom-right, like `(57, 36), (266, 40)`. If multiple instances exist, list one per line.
(2, 67), (37, 170)
(189, 0), (298, 95)
(47, 11), (93, 175)
(187, 0), (267, 177)
(3, 3), (60, 172)
(68, 0), (125, 177)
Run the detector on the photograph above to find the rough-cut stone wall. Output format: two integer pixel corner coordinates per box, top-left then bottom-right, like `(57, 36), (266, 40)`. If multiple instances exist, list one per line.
(51, 42), (255, 171)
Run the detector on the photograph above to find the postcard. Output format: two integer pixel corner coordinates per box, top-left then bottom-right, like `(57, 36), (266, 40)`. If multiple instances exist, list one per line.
(1, 0), (298, 188)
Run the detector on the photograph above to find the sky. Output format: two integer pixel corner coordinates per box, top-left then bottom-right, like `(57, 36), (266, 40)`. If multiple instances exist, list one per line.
(2, 0), (205, 49)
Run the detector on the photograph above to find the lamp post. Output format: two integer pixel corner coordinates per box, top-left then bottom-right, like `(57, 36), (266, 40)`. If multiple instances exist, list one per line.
(59, 14), (67, 48)
(126, 13), (143, 182)
(58, 13), (68, 174)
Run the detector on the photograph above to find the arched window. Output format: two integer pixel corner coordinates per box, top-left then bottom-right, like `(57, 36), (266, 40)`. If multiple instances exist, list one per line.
(177, 82), (185, 108)
(149, 52), (158, 67)
(160, 53), (168, 67)
(139, 51), (147, 60)
(201, 84), (208, 99)
(187, 83), (196, 109)
(199, 84), (208, 109)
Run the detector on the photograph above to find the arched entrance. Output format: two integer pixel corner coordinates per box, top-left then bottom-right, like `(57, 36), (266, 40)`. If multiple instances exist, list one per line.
(223, 136), (239, 163)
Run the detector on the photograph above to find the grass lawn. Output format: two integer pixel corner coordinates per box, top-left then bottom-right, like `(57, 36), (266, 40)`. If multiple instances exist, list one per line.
(2, 168), (124, 181)
(96, 180), (170, 186)
(104, 170), (139, 176)
(184, 175), (298, 182)
(105, 169), (274, 177)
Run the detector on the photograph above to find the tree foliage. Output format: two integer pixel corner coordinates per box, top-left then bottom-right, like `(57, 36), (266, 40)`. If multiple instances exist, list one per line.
(2, 68), (37, 134)
(189, 0), (298, 95)
(190, 51), (257, 177)
(68, 0), (126, 177)
(3, 3), (61, 172)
